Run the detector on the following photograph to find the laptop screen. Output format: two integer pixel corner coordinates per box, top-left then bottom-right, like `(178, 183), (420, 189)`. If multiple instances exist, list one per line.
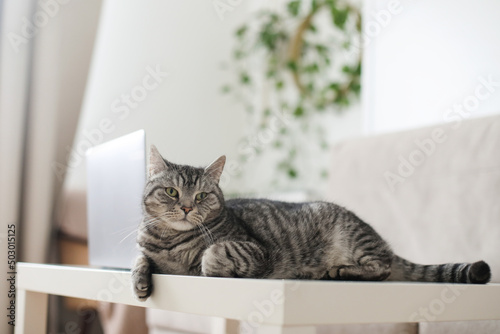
(86, 130), (146, 269)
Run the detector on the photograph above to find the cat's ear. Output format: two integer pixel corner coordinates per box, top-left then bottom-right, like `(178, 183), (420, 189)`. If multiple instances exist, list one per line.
(148, 145), (167, 177)
(204, 155), (226, 183)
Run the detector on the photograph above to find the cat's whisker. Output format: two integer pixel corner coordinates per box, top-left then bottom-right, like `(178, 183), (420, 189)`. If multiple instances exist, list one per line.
(111, 224), (139, 235)
(160, 226), (169, 241)
(194, 223), (208, 245)
(200, 223), (215, 245)
(193, 216), (215, 246)
(118, 228), (139, 244)
(194, 221), (213, 246)
(143, 212), (172, 227)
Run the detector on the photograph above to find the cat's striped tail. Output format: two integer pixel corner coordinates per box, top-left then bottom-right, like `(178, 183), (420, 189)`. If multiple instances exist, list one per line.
(389, 255), (491, 284)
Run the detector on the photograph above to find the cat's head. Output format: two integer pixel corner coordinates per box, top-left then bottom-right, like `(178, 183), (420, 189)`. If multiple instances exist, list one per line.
(142, 145), (226, 231)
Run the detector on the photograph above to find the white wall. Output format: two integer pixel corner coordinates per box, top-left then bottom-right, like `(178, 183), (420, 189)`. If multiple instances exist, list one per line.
(362, 0), (500, 134)
(64, 0), (365, 197)
(65, 0), (252, 194)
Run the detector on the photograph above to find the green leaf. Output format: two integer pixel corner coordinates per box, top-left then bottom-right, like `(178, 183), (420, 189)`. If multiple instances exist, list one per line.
(335, 95), (350, 106)
(315, 44), (329, 55)
(325, 0), (337, 8)
(311, 0), (319, 11)
(331, 7), (349, 29)
(342, 65), (352, 74)
(273, 140), (283, 148)
(293, 106), (304, 117)
(287, 60), (298, 72)
(240, 72), (251, 85)
(266, 69), (276, 78)
(236, 25), (248, 38)
(305, 63), (319, 73)
(233, 49), (244, 59)
(315, 100), (326, 110)
(288, 168), (298, 178)
(354, 63), (362, 75)
(306, 82), (315, 93)
(287, 1), (301, 17)
(277, 161), (288, 170)
(221, 85), (231, 93)
(275, 81), (284, 90)
(329, 83), (340, 91)
(351, 82), (361, 95)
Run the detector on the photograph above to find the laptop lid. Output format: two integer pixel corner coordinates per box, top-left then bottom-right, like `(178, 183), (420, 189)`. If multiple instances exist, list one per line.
(86, 130), (146, 269)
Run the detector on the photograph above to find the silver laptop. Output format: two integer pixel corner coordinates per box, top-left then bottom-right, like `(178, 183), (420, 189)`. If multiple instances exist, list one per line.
(86, 130), (146, 269)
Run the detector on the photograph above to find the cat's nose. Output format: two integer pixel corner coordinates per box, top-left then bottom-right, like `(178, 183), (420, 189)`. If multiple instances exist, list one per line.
(181, 206), (193, 214)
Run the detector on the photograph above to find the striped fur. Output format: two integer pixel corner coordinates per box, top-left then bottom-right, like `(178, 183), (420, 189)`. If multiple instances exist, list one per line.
(132, 147), (491, 300)
(388, 256), (491, 284)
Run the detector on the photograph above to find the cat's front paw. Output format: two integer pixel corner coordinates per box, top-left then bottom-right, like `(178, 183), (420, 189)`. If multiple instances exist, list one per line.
(201, 243), (236, 277)
(132, 273), (152, 300)
(132, 256), (152, 301)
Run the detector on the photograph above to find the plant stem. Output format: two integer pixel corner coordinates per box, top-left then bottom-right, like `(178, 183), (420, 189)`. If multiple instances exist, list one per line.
(288, 5), (322, 95)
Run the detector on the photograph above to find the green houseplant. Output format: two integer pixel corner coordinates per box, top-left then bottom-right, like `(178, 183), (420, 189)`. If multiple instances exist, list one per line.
(224, 0), (362, 192)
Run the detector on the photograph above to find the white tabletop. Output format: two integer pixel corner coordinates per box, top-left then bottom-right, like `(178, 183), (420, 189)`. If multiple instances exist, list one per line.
(16, 262), (500, 327)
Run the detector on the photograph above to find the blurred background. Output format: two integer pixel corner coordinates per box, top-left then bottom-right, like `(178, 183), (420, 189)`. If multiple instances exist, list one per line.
(1, 0), (500, 333)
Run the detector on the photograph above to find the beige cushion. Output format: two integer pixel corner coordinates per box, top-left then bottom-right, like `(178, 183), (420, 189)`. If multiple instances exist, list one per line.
(419, 320), (500, 334)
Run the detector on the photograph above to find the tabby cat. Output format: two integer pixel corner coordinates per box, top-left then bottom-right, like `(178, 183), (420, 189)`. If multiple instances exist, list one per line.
(132, 145), (491, 300)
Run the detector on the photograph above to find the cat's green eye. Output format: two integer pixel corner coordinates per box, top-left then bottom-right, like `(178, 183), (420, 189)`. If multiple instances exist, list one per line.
(165, 187), (178, 198)
(195, 192), (208, 201)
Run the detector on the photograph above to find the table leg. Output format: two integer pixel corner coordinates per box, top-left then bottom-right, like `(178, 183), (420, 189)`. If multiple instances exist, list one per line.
(15, 289), (48, 334)
(225, 319), (240, 334)
(211, 318), (240, 334)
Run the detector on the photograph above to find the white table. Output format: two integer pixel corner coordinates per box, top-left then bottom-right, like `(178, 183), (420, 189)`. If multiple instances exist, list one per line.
(15, 262), (500, 334)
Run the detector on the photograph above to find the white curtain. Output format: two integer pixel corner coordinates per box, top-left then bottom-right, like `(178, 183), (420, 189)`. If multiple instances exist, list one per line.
(0, 2), (36, 333)
(0, 1), (101, 333)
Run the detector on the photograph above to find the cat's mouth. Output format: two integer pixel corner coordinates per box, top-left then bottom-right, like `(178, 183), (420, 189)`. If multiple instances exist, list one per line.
(176, 213), (203, 225)
(168, 218), (196, 231)
(182, 216), (202, 225)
